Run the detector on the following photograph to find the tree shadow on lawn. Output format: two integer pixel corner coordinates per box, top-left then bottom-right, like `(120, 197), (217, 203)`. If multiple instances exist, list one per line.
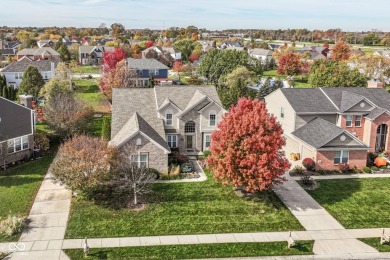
(307, 178), (362, 205)
(0, 175), (43, 188)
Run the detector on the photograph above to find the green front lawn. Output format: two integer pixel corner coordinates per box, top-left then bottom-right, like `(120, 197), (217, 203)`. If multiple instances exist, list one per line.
(307, 178), (390, 228)
(359, 238), (390, 252)
(71, 65), (101, 75)
(0, 151), (56, 242)
(65, 171), (303, 238)
(72, 79), (111, 114)
(64, 241), (314, 259)
(262, 70), (310, 88)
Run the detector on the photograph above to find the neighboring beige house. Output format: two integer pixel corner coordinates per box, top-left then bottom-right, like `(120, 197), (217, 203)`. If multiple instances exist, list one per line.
(265, 83), (390, 171)
(110, 86), (226, 173)
(16, 47), (60, 61)
(248, 48), (274, 63)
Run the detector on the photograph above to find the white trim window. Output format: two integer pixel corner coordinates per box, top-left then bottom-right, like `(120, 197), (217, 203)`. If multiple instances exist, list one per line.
(7, 136), (29, 154)
(355, 115), (362, 127)
(204, 134), (211, 150)
(209, 110), (216, 127)
(280, 107), (285, 118)
(165, 110), (173, 126)
(154, 69), (159, 76)
(167, 135), (177, 148)
(130, 153), (149, 168)
(334, 150), (349, 165)
(15, 72), (23, 80)
(346, 115), (353, 127)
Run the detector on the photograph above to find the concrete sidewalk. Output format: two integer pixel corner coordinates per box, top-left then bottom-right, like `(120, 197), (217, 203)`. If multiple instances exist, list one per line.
(9, 164), (72, 260)
(272, 174), (379, 256)
(291, 173), (390, 180)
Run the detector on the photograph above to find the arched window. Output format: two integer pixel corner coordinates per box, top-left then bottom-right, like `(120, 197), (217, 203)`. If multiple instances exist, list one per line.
(185, 121), (195, 133)
(209, 110), (216, 126)
(165, 109), (173, 126)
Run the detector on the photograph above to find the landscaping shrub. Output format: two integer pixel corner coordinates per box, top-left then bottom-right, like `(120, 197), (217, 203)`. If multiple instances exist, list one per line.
(300, 173), (313, 186)
(168, 151), (189, 165)
(33, 132), (50, 153)
(160, 165), (181, 180)
(101, 116), (111, 141)
(367, 152), (378, 167)
(203, 150), (211, 158)
(363, 167), (371, 173)
(0, 215), (28, 237)
(147, 168), (160, 179)
(180, 162), (193, 173)
(317, 170), (325, 175)
(371, 166), (378, 172)
(380, 166), (387, 170)
(338, 163), (350, 173)
(325, 170), (334, 174)
(291, 165), (306, 175)
(302, 158), (315, 171)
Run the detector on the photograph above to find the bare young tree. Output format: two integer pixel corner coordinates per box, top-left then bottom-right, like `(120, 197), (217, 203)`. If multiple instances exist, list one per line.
(112, 144), (155, 206)
(0, 138), (8, 170)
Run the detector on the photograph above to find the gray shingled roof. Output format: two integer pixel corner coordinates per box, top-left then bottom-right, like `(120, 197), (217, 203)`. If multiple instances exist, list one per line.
(365, 107), (389, 120)
(154, 86), (222, 111)
(17, 47), (59, 56)
(111, 86), (223, 152)
(248, 48), (273, 56)
(110, 112), (170, 151)
(292, 117), (367, 149)
(339, 91), (366, 112)
(320, 87), (390, 111)
(1, 60), (58, 73)
(280, 88), (338, 113)
(79, 46), (115, 54)
(126, 58), (169, 70)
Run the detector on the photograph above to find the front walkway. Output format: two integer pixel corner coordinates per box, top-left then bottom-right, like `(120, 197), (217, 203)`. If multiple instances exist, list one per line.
(9, 163), (72, 260)
(291, 173), (390, 180)
(272, 173), (379, 257)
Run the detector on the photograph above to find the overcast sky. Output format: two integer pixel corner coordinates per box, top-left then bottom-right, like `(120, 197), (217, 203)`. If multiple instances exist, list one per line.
(1, 0), (389, 31)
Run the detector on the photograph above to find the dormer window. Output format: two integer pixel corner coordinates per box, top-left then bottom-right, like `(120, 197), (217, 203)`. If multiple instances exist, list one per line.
(355, 115), (362, 127)
(165, 110), (173, 126)
(209, 110), (216, 126)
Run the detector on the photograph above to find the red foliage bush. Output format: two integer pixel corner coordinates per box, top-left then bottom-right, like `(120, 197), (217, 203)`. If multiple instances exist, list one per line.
(302, 158), (315, 171)
(338, 163), (350, 173)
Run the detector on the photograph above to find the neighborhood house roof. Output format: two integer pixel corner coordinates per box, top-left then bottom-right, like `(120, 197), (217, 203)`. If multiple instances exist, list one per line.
(248, 48), (273, 56)
(17, 47), (59, 56)
(79, 46), (115, 54)
(291, 117), (368, 149)
(126, 58), (169, 70)
(1, 60), (58, 73)
(111, 86), (223, 152)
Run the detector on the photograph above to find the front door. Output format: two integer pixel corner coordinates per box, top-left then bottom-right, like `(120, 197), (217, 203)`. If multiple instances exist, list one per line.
(186, 135), (194, 149)
(376, 124), (388, 152)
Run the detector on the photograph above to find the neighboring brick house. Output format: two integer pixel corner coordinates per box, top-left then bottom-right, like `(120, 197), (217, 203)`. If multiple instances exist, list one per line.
(110, 86), (226, 173)
(78, 46), (115, 65)
(0, 96), (35, 167)
(16, 47), (60, 61)
(1, 59), (57, 89)
(265, 83), (390, 170)
(126, 58), (169, 86)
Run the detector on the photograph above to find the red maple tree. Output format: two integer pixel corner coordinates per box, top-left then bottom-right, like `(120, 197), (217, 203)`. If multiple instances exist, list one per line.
(206, 98), (290, 192)
(102, 48), (127, 73)
(146, 41), (154, 49)
(189, 52), (199, 63)
(277, 52), (303, 76)
(323, 41), (329, 48)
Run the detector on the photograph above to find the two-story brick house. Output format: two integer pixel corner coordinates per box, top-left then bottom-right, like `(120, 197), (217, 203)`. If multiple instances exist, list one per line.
(265, 82), (390, 170)
(110, 86), (226, 173)
(0, 96), (35, 167)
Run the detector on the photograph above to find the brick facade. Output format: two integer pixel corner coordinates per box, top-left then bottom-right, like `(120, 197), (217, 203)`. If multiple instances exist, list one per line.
(368, 113), (390, 152)
(121, 133), (168, 173)
(340, 115), (365, 141)
(316, 150), (367, 171)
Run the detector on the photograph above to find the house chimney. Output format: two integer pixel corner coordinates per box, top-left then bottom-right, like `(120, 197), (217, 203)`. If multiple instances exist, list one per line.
(19, 94), (33, 109)
(367, 80), (384, 88)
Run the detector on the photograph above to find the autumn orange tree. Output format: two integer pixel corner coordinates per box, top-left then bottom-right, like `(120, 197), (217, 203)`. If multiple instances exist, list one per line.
(207, 98), (290, 192)
(277, 52), (303, 76)
(51, 135), (117, 194)
(331, 41), (351, 61)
